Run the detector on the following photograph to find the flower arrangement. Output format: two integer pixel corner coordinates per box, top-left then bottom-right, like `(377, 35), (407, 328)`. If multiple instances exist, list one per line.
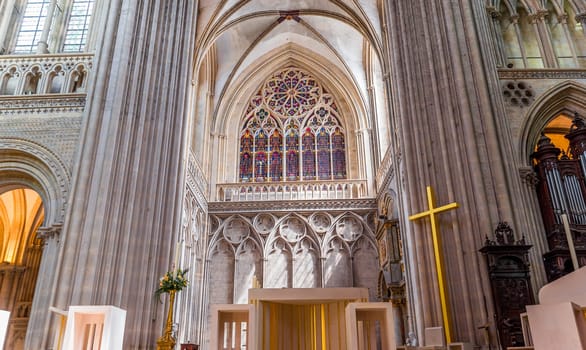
(155, 268), (189, 302)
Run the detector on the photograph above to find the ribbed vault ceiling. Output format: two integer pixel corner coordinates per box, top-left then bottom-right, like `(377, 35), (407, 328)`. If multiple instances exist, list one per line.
(195, 0), (384, 114)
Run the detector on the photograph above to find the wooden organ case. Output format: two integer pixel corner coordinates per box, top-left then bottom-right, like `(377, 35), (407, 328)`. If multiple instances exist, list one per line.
(533, 114), (586, 281)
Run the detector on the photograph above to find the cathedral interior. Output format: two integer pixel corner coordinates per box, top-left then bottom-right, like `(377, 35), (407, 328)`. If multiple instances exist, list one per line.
(0, 0), (585, 349)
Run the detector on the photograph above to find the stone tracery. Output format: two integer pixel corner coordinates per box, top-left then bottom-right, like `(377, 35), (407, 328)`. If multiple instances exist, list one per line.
(239, 68), (347, 182)
(206, 211), (379, 304)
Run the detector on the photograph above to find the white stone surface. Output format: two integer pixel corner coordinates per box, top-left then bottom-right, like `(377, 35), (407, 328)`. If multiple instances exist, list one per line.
(0, 310), (9, 349)
(61, 305), (126, 350)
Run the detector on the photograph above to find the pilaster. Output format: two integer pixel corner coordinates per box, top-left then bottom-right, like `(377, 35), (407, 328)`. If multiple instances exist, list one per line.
(516, 166), (548, 292)
(384, 1), (523, 347)
(43, 0), (197, 348)
(528, 10), (558, 68)
(27, 225), (62, 348)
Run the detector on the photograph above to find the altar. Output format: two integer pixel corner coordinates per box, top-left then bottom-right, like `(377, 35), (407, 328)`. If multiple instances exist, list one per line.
(210, 288), (396, 350)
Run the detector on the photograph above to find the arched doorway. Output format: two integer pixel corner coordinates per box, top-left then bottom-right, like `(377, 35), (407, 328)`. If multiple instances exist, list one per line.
(0, 187), (45, 349)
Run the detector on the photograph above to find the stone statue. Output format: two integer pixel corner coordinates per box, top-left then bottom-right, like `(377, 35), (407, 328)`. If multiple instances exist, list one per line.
(405, 331), (418, 346)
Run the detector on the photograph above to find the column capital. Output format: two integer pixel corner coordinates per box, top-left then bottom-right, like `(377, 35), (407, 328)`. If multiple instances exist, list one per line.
(486, 6), (501, 20)
(528, 10), (549, 24)
(557, 13), (569, 24)
(518, 166), (539, 187)
(389, 283), (406, 304)
(37, 224), (63, 240)
(576, 13), (586, 22)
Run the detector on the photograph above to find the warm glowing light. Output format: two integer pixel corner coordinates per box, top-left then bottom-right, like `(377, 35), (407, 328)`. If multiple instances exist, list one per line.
(0, 188), (44, 264)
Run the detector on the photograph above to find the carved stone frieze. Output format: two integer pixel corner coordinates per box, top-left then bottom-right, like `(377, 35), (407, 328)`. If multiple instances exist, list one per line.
(0, 95), (86, 114)
(0, 116), (82, 170)
(498, 69), (586, 80)
(208, 198), (377, 214)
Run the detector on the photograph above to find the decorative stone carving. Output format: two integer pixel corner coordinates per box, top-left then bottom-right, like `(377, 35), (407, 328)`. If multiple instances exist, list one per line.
(309, 213), (330, 233)
(0, 54), (93, 96)
(191, 208), (200, 242)
(254, 214), (274, 234)
(518, 166), (539, 186)
(0, 96), (86, 114)
(210, 216), (220, 235)
(207, 209), (378, 304)
(376, 146), (394, 191)
(208, 198), (377, 214)
(336, 216), (362, 241)
(498, 69), (586, 80)
(502, 81), (534, 107)
(486, 6), (501, 20)
(280, 217), (305, 243)
(37, 224), (63, 240)
(186, 151), (208, 210)
(224, 219), (250, 244)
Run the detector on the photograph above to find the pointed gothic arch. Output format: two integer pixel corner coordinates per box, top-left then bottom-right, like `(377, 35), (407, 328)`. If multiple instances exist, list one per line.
(0, 139), (70, 349)
(208, 45), (373, 191)
(0, 139), (70, 229)
(519, 81), (586, 163)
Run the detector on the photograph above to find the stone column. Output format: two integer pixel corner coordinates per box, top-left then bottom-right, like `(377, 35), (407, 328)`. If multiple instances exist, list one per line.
(35, 1), (198, 348)
(0, 0), (17, 54)
(384, 1), (526, 346)
(25, 225), (61, 349)
(517, 167), (549, 290)
(356, 128), (375, 192)
(485, 6), (507, 68)
(390, 284), (406, 345)
(37, 0), (57, 54)
(529, 10), (558, 68)
(508, 15), (531, 68)
(557, 14), (580, 67)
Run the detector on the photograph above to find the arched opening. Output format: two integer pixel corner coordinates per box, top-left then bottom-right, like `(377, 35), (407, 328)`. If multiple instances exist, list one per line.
(238, 67), (347, 183)
(0, 188), (45, 349)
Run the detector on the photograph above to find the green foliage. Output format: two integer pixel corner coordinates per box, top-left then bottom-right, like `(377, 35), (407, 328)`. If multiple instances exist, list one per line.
(155, 268), (189, 302)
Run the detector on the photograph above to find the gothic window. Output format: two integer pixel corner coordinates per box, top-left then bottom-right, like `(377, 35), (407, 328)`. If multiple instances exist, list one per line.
(13, 0), (52, 53)
(10, 0), (95, 54)
(488, 2), (586, 69)
(63, 0), (95, 52)
(239, 68), (347, 182)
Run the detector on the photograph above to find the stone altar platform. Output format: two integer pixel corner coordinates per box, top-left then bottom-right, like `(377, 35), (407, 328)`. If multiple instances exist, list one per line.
(210, 287), (397, 350)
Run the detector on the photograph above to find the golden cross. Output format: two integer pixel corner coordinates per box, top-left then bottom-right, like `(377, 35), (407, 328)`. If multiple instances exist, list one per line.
(409, 186), (459, 344)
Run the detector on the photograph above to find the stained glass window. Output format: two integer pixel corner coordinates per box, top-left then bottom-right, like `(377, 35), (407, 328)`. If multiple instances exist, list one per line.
(239, 68), (347, 182)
